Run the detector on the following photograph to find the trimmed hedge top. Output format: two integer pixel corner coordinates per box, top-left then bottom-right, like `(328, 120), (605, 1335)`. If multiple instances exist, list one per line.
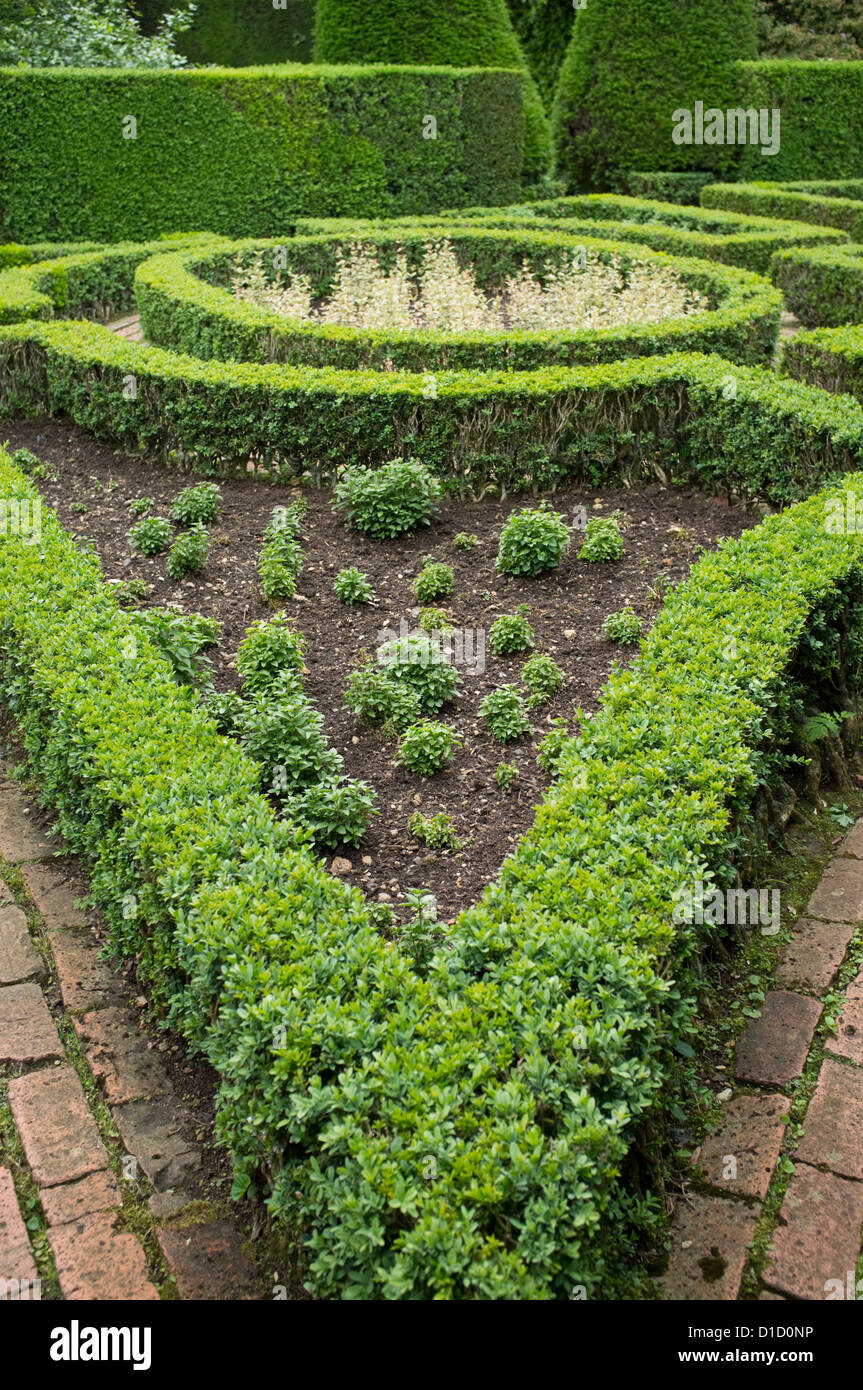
(0, 65), (525, 242)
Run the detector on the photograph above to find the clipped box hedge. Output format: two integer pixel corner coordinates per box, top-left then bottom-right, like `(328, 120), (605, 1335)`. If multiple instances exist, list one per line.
(132, 230), (782, 372)
(703, 182), (863, 242)
(771, 243), (863, 328)
(3, 429), (863, 1297)
(783, 324), (863, 402)
(736, 61), (863, 182)
(1, 312), (859, 504)
(0, 65), (525, 242)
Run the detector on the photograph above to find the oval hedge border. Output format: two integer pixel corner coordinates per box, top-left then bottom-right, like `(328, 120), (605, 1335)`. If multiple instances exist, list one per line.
(133, 227), (782, 372)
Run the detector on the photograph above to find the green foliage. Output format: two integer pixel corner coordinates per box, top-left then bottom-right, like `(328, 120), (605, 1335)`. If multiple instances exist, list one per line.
(0, 68), (523, 241)
(521, 651), (564, 706)
(579, 515), (624, 563)
(258, 502), (305, 601)
(166, 523), (209, 580)
(313, 0), (551, 183)
(703, 181), (863, 241)
(413, 560), (454, 604)
(480, 684), (533, 741)
(128, 496), (154, 518)
(408, 811), (462, 850)
(505, 0), (576, 108)
(131, 604), (219, 689)
(378, 634), (462, 714)
(732, 65), (863, 181)
(285, 775), (378, 851)
(0, 0), (194, 68)
(395, 720), (462, 776)
(238, 681), (342, 796)
(602, 606), (644, 645)
(755, 0), (863, 59)
(771, 243), (863, 329)
(399, 888), (439, 976)
(344, 659), (422, 733)
(135, 0), (315, 65)
(494, 760), (518, 790)
(10, 446), (42, 475)
(489, 605), (534, 656)
(170, 481), (221, 527)
(200, 686), (246, 735)
(497, 502), (570, 577)
(552, 0), (758, 190)
(334, 459), (441, 539)
(536, 715), (575, 773)
(127, 515), (172, 555)
(453, 532), (478, 551)
(418, 606), (454, 634)
(333, 567), (374, 604)
(236, 613), (305, 695)
(113, 576), (149, 605)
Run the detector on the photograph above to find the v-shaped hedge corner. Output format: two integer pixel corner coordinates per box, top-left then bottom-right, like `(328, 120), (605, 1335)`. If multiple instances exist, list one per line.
(2, 447), (863, 1297)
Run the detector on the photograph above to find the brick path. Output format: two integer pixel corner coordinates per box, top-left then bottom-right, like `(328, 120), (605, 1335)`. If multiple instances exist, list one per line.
(106, 312), (146, 343)
(0, 770), (263, 1301)
(662, 823), (863, 1301)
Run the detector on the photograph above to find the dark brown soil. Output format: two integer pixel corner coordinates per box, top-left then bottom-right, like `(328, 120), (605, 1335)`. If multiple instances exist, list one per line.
(2, 416), (760, 924)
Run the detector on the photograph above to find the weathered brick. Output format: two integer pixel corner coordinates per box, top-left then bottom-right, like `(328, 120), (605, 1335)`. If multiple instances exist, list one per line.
(0, 903), (45, 986)
(806, 857), (863, 923)
(39, 1170), (121, 1228)
(49, 1214), (159, 1300)
(839, 819), (863, 859)
(0, 981), (62, 1063)
(74, 1006), (168, 1104)
(735, 991), (822, 1087)
(796, 1057), (863, 1179)
(0, 795), (56, 862)
(112, 1097), (202, 1193)
(19, 862), (88, 932)
(775, 916), (856, 994)
(763, 1163), (863, 1300)
(157, 1221), (260, 1300)
(826, 970), (863, 1067)
(8, 1066), (109, 1188)
(0, 1167), (38, 1292)
(695, 1093), (790, 1201)
(47, 928), (123, 1014)
(659, 1193), (759, 1301)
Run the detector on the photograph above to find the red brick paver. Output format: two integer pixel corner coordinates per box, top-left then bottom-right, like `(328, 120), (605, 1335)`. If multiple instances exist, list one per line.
(734, 991), (822, 1086)
(0, 982), (62, 1063)
(694, 1093), (790, 1201)
(795, 1057), (863, 1180)
(0, 1167), (38, 1290)
(157, 1221), (260, 1300)
(660, 1193), (760, 1301)
(8, 1066), (109, 1188)
(49, 1214), (159, 1300)
(764, 1163), (863, 1301)
(39, 1170), (121, 1228)
(806, 856), (863, 922)
(775, 916), (856, 994)
(826, 969), (863, 1066)
(0, 903), (45, 986)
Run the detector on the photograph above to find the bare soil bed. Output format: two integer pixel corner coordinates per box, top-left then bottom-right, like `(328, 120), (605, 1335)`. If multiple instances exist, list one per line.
(2, 416), (760, 923)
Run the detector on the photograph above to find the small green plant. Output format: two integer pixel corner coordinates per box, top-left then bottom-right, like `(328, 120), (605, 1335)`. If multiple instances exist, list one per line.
(829, 802), (855, 829)
(239, 683), (342, 795)
(333, 567), (374, 604)
(259, 501), (306, 600)
(71, 501), (89, 515)
(128, 496), (154, 518)
(417, 606), (454, 635)
(287, 775), (378, 850)
(494, 762), (518, 792)
(399, 888), (439, 976)
(480, 685), (533, 742)
(799, 710), (849, 741)
(521, 652), (564, 707)
(237, 612), (305, 694)
(201, 687), (246, 735)
(602, 607), (644, 645)
(579, 515), (624, 563)
(496, 503), (570, 577)
(647, 573), (671, 604)
(489, 605), (534, 656)
(395, 720), (462, 776)
(166, 523), (209, 580)
(537, 717), (575, 774)
(11, 447), (53, 480)
(334, 458), (441, 539)
(408, 810), (462, 850)
(379, 634), (461, 714)
(128, 515), (172, 555)
(112, 576), (149, 605)
(131, 606), (219, 688)
(170, 481), (221, 527)
(344, 660), (422, 734)
(413, 560), (454, 604)
(453, 532), (478, 552)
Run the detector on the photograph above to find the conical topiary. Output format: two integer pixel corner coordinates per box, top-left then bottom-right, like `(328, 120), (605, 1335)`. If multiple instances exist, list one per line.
(313, 0), (551, 185)
(552, 0), (758, 191)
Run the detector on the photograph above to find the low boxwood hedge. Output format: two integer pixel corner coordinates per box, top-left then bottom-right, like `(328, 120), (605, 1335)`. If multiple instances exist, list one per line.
(3, 438), (863, 1298)
(703, 181), (863, 242)
(133, 229), (782, 372)
(783, 324), (863, 401)
(771, 243), (863, 328)
(2, 315), (860, 501)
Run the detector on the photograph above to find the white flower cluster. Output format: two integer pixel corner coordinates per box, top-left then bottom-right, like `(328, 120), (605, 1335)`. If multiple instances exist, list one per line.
(231, 239), (709, 335)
